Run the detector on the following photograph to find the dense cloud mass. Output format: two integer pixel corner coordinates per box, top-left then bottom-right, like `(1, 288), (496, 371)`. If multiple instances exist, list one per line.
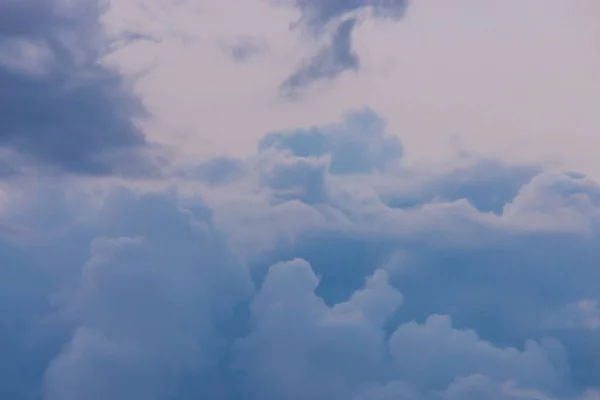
(2, 1), (600, 400)
(3, 106), (600, 399)
(0, 0), (157, 176)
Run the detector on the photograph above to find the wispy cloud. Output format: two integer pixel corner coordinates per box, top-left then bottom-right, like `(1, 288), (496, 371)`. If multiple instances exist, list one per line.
(222, 36), (269, 62)
(281, 0), (408, 93)
(281, 18), (360, 96)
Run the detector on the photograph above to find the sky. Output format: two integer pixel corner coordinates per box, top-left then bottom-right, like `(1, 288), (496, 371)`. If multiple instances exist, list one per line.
(1, 0), (600, 399)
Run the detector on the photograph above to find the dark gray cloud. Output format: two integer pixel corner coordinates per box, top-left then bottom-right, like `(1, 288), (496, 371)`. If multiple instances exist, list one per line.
(0, 0), (158, 176)
(281, 0), (408, 93)
(281, 18), (359, 95)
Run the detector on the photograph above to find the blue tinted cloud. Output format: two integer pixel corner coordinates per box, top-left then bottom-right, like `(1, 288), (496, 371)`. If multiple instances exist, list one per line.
(3, 102), (600, 400)
(235, 261), (402, 400)
(293, 0), (408, 33)
(282, 0), (408, 92)
(0, 0), (158, 176)
(257, 148), (329, 204)
(384, 160), (540, 214)
(260, 108), (402, 175)
(3, 1), (600, 398)
(190, 156), (245, 186)
(2, 188), (253, 399)
(223, 36), (268, 62)
(281, 18), (359, 94)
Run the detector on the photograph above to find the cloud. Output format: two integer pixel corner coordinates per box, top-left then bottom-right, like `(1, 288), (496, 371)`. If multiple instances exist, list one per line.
(281, 18), (359, 94)
(546, 300), (600, 332)
(234, 258), (570, 400)
(222, 36), (269, 62)
(104, 0), (600, 179)
(0, 187), (253, 399)
(259, 108), (402, 175)
(0, 0), (159, 176)
(383, 160), (539, 214)
(3, 107), (600, 399)
(216, 110), (600, 395)
(388, 315), (568, 393)
(235, 260), (402, 400)
(292, 0), (408, 33)
(0, 239), (52, 399)
(257, 147), (329, 204)
(2, 1), (600, 399)
(188, 156), (245, 186)
(282, 0), (408, 92)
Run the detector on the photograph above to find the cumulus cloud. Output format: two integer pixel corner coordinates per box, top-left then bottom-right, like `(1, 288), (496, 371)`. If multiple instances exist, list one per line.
(3, 107), (600, 399)
(259, 108), (402, 175)
(388, 315), (568, 393)
(1, 187), (253, 399)
(0, 0), (160, 176)
(2, 1), (600, 400)
(235, 260), (402, 400)
(382, 160), (539, 215)
(257, 147), (329, 204)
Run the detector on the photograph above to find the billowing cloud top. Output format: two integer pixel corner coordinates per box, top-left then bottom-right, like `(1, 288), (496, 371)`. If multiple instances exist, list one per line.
(2, 1), (600, 400)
